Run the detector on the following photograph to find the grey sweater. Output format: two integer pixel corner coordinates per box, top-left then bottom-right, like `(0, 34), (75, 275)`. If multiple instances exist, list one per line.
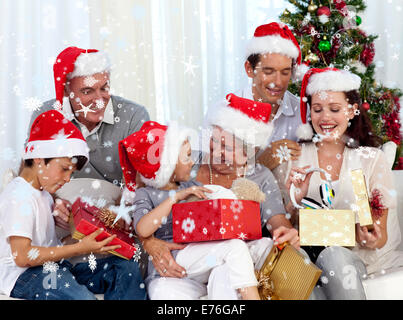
(26, 95), (150, 183)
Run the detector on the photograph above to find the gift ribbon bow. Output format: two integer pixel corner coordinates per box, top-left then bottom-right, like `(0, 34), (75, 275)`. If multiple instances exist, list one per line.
(255, 243), (288, 300)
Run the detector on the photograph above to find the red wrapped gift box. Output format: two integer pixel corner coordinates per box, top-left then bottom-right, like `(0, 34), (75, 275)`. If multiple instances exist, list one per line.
(69, 198), (137, 260)
(172, 199), (262, 243)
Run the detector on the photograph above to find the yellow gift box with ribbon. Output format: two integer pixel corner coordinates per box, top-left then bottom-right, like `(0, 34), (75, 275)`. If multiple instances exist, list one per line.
(255, 243), (322, 300)
(350, 169), (373, 227)
(299, 209), (356, 247)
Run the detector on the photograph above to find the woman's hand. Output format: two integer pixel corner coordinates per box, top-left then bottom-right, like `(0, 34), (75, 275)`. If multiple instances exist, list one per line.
(356, 222), (384, 250)
(173, 186), (212, 203)
(141, 236), (187, 278)
(272, 226), (300, 250)
(285, 166), (314, 206)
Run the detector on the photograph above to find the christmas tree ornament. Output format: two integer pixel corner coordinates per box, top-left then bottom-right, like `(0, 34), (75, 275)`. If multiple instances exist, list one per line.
(317, 6), (331, 16)
(317, 6), (331, 24)
(318, 37), (331, 52)
(304, 51), (319, 64)
(283, 9), (290, 16)
(362, 101), (370, 111)
(355, 15), (362, 25)
(301, 12), (312, 26)
(308, 1), (318, 13)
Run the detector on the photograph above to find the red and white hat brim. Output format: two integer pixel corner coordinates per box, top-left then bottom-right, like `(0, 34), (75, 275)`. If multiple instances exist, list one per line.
(23, 138), (89, 163)
(292, 63), (310, 82)
(67, 51), (111, 79)
(306, 69), (361, 95)
(206, 100), (273, 149)
(245, 34), (299, 61)
(140, 122), (193, 188)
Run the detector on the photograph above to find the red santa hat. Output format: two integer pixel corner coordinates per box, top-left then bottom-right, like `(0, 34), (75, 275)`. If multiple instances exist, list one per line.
(53, 46), (111, 108)
(23, 110), (89, 163)
(205, 93), (273, 149)
(119, 121), (193, 191)
(245, 22), (309, 82)
(297, 67), (362, 140)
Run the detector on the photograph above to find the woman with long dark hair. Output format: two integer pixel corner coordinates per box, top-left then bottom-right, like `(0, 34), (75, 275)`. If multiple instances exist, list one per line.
(277, 68), (403, 299)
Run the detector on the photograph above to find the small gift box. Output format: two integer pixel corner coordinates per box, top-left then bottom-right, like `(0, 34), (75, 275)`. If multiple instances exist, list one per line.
(69, 198), (138, 260)
(350, 169), (373, 227)
(255, 243), (322, 300)
(172, 199), (262, 243)
(299, 209), (356, 247)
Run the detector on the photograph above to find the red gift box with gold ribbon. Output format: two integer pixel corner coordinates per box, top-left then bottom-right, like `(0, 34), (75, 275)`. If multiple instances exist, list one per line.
(69, 198), (137, 260)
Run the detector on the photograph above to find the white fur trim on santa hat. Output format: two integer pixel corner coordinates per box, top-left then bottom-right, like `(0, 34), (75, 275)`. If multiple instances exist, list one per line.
(296, 123), (314, 140)
(140, 122), (192, 188)
(306, 69), (361, 96)
(67, 51), (111, 79)
(206, 100), (273, 149)
(292, 63), (310, 82)
(23, 138), (89, 162)
(245, 34), (299, 61)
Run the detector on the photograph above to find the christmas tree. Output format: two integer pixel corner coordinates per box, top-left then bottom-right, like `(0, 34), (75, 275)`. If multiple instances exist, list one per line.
(280, 0), (403, 168)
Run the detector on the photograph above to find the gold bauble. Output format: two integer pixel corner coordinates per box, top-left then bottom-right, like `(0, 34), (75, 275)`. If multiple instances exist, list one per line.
(308, 1), (318, 12)
(304, 52), (319, 63)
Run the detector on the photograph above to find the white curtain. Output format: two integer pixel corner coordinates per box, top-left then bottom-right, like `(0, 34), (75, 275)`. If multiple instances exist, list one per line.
(1, 0), (402, 184)
(0, 0), (91, 182)
(86, 0), (288, 129)
(361, 0), (403, 89)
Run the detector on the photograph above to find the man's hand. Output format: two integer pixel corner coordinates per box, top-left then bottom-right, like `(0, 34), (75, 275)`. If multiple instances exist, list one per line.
(141, 236), (187, 278)
(258, 139), (301, 170)
(52, 198), (72, 230)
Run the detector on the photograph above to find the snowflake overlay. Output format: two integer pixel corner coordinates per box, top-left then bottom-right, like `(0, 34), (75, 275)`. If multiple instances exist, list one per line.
(88, 253), (97, 272)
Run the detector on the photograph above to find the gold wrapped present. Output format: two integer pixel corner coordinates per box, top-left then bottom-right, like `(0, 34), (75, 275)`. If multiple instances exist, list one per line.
(255, 243), (322, 300)
(350, 169), (373, 227)
(299, 209), (356, 247)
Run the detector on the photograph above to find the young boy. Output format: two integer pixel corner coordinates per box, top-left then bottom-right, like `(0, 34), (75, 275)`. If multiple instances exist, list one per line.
(0, 110), (146, 300)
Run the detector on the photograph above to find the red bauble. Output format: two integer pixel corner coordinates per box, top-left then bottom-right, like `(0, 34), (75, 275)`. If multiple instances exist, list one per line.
(317, 6), (331, 16)
(333, 0), (348, 16)
(362, 102), (370, 110)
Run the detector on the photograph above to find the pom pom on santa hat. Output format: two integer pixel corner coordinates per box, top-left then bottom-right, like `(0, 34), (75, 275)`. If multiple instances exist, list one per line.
(119, 121), (194, 191)
(297, 67), (362, 140)
(23, 110), (89, 163)
(53, 46), (111, 109)
(245, 22), (309, 82)
(205, 93), (273, 149)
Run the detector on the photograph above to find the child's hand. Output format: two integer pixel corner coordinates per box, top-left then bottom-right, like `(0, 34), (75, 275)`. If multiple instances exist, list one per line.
(173, 186), (213, 202)
(52, 198), (72, 230)
(78, 229), (121, 254)
(272, 226), (300, 250)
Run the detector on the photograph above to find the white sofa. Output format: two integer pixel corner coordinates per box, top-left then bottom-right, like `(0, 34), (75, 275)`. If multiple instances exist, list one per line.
(361, 169), (403, 299)
(1, 171), (403, 300)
